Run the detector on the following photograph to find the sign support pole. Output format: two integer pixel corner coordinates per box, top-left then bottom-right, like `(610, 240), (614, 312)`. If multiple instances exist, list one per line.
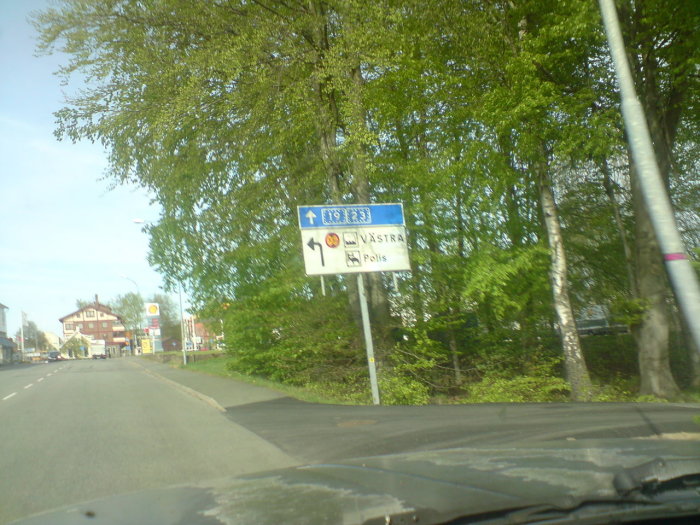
(179, 284), (187, 365)
(357, 273), (381, 405)
(298, 203), (410, 404)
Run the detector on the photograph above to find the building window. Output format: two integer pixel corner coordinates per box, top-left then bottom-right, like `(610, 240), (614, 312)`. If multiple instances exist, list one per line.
(64, 323), (73, 331)
(88, 323), (95, 329)
(77, 323), (83, 330)
(86, 310), (95, 318)
(101, 322), (108, 328)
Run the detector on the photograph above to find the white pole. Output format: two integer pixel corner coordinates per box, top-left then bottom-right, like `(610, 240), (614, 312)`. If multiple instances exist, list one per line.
(357, 273), (381, 405)
(179, 284), (187, 365)
(20, 312), (25, 354)
(598, 0), (700, 352)
(121, 275), (141, 355)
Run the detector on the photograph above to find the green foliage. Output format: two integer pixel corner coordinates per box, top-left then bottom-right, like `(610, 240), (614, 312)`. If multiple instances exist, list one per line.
(182, 355), (367, 405)
(379, 373), (431, 406)
(222, 272), (367, 389)
(149, 293), (179, 332)
(109, 292), (144, 332)
(462, 244), (551, 327)
(580, 334), (638, 383)
(466, 375), (570, 403)
(633, 394), (670, 404)
(61, 335), (90, 358)
(610, 297), (649, 326)
(75, 299), (92, 309)
(465, 357), (570, 403)
(590, 382), (636, 402)
(15, 321), (50, 351)
(33, 0), (700, 403)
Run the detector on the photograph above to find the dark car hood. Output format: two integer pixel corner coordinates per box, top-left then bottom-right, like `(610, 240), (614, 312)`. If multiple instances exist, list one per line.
(12, 437), (700, 525)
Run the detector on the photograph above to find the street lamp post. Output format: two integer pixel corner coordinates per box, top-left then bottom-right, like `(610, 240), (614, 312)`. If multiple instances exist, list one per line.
(179, 284), (187, 366)
(119, 274), (141, 356)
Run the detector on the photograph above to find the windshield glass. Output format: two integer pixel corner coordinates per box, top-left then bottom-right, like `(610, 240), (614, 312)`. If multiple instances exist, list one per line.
(1, 1), (699, 524)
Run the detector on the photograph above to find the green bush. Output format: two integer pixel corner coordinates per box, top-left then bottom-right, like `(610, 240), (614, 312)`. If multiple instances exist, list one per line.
(464, 356), (570, 402)
(379, 374), (431, 405)
(580, 334), (638, 382)
(465, 373), (570, 402)
(590, 380), (636, 402)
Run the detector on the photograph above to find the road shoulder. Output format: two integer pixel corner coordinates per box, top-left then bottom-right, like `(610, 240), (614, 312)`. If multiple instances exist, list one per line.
(129, 357), (287, 409)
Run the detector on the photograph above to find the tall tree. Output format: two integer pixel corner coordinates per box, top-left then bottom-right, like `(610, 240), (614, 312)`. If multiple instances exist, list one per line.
(33, 0), (697, 401)
(16, 321), (49, 352)
(611, 0), (699, 397)
(75, 299), (92, 310)
(149, 293), (180, 344)
(109, 292), (144, 335)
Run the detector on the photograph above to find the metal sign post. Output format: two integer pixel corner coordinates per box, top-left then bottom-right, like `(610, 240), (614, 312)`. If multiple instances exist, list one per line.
(357, 273), (381, 405)
(298, 203), (411, 405)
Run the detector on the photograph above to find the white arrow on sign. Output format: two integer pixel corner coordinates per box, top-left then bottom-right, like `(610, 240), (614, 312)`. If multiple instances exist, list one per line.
(305, 210), (317, 225)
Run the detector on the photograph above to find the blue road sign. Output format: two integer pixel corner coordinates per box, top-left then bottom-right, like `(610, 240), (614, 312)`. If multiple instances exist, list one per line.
(298, 203), (404, 229)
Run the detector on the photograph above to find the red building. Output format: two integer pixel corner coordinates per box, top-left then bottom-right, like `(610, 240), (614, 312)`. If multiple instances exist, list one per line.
(59, 296), (127, 354)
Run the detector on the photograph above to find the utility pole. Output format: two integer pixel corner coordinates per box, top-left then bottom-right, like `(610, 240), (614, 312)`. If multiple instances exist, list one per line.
(598, 0), (700, 352)
(179, 284), (187, 365)
(120, 274), (141, 356)
(19, 312), (25, 354)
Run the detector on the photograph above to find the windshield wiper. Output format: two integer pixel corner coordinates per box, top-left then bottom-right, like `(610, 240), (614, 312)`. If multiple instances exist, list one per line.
(613, 457), (700, 496)
(369, 458), (700, 525)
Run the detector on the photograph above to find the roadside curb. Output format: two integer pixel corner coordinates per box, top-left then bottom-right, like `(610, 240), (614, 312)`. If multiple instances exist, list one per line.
(127, 359), (226, 413)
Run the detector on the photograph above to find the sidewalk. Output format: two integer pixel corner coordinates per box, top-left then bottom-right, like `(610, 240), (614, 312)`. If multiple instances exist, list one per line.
(130, 356), (287, 409)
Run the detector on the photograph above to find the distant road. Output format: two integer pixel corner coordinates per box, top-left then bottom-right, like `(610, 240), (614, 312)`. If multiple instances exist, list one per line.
(0, 359), (296, 524)
(2, 358), (699, 524)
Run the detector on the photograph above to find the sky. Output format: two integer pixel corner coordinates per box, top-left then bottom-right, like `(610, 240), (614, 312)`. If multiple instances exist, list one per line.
(0, 0), (172, 339)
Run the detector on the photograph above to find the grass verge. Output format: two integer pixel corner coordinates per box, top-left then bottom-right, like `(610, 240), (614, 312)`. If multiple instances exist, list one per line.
(154, 353), (700, 406)
(175, 355), (360, 405)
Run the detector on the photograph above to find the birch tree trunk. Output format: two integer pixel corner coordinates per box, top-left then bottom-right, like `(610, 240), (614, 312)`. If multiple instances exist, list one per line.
(539, 169), (593, 400)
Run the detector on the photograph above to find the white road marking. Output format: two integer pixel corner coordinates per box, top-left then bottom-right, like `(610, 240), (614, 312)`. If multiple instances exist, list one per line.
(24, 384), (33, 389)
(38, 377), (44, 382)
(2, 393), (17, 401)
(47, 373), (53, 377)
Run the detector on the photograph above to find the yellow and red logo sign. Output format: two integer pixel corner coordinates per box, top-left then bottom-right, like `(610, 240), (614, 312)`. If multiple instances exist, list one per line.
(325, 233), (340, 248)
(145, 303), (160, 317)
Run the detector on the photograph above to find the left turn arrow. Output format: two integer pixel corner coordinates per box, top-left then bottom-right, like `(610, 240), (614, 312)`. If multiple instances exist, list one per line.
(307, 237), (325, 266)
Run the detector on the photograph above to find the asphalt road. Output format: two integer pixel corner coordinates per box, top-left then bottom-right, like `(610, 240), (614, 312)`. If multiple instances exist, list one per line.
(0, 359), (295, 524)
(226, 396), (700, 463)
(2, 357), (699, 524)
